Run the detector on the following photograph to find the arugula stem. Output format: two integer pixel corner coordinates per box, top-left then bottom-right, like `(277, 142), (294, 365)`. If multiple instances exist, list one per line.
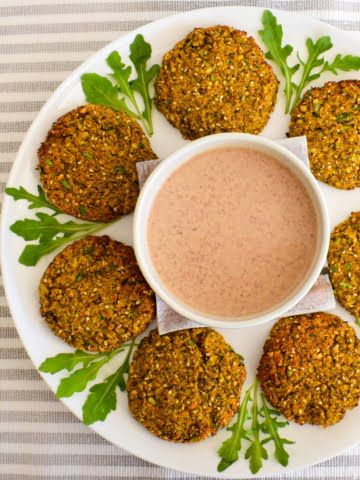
(104, 346), (125, 361)
(114, 74), (143, 120)
(144, 120), (152, 137)
(122, 337), (136, 366)
(252, 379), (259, 434)
(128, 93), (143, 120)
(290, 57), (315, 111)
(284, 81), (293, 114)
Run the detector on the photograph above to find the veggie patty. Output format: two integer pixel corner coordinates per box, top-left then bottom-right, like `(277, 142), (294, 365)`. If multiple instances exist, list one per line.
(328, 212), (360, 324)
(155, 26), (279, 140)
(127, 328), (246, 442)
(258, 313), (360, 427)
(39, 235), (155, 352)
(288, 80), (360, 190)
(38, 104), (157, 222)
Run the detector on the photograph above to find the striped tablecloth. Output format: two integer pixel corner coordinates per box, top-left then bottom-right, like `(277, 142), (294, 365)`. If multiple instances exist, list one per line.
(0, 1), (359, 479)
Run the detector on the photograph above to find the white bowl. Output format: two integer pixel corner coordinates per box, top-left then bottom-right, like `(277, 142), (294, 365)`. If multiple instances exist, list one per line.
(133, 133), (330, 328)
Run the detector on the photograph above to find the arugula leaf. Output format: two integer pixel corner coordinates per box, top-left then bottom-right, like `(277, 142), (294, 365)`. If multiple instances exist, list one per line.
(80, 36), (159, 136)
(81, 73), (135, 118)
(7, 186), (114, 267)
(106, 51), (142, 119)
(16, 220), (108, 266)
(56, 350), (119, 398)
(82, 339), (135, 424)
(259, 10), (360, 113)
(19, 237), (71, 266)
(245, 380), (268, 474)
(322, 54), (360, 74)
(260, 393), (294, 466)
(10, 212), (100, 243)
(5, 185), (61, 214)
(259, 10), (299, 114)
(246, 437), (268, 475)
(82, 369), (120, 425)
(40, 340), (136, 425)
(291, 36), (333, 109)
(129, 34), (160, 136)
(216, 377), (294, 474)
(217, 387), (251, 472)
(39, 350), (104, 374)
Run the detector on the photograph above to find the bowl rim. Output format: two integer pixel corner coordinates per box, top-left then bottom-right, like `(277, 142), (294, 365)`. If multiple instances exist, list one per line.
(133, 132), (330, 328)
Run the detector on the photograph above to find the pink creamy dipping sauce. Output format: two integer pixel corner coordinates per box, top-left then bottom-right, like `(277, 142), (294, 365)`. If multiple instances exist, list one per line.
(147, 147), (318, 319)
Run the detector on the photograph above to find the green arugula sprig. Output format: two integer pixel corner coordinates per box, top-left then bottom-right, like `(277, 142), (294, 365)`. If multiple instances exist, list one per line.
(259, 10), (360, 113)
(81, 34), (159, 136)
(129, 35), (160, 136)
(106, 51), (142, 118)
(245, 380), (268, 474)
(217, 386), (251, 472)
(40, 339), (135, 425)
(5, 186), (111, 266)
(217, 379), (294, 475)
(5, 185), (61, 215)
(260, 393), (294, 467)
(81, 73), (135, 118)
(259, 10), (299, 114)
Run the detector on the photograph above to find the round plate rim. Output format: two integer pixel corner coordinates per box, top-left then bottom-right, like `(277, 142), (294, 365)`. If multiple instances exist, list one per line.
(1, 6), (359, 478)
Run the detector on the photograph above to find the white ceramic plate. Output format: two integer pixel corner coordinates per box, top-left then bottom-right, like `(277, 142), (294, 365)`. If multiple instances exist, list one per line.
(1, 6), (360, 478)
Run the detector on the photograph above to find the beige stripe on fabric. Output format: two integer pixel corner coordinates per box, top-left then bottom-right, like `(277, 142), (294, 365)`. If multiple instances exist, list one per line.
(0, 0), (359, 479)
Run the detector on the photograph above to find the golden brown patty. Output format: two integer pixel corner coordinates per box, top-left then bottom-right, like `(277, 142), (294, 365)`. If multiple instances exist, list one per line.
(39, 235), (155, 352)
(288, 80), (360, 190)
(38, 104), (157, 222)
(127, 328), (246, 442)
(258, 313), (360, 427)
(328, 212), (360, 324)
(155, 26), (279, 140)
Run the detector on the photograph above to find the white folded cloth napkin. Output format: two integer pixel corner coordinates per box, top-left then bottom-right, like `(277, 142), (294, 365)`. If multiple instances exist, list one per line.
(136, 136), (336, 335)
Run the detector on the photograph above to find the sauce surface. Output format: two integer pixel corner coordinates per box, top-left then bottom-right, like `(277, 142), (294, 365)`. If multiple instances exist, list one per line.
(148, 147), (318, 318)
